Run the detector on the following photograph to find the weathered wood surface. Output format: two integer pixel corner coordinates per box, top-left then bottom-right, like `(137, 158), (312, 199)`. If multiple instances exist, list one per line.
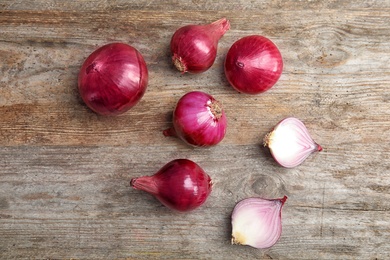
(1, 1), (390, 259)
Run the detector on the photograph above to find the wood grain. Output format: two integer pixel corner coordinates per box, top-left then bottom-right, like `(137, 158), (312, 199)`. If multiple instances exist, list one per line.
(1, 1), (390, 259)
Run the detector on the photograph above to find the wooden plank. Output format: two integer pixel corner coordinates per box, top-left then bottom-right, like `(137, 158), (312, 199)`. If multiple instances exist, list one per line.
(0, 145), (389, 259)
(0, 1), (390, 259)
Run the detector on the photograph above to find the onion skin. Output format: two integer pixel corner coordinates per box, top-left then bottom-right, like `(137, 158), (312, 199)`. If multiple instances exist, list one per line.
(130, 159), (212, 212)
(163, 91), (227, 147)
(78, 43), (148, 115)
(231, 196), (287, 249)
(224, 35), (283, 94)
(170, 18), (230, 74)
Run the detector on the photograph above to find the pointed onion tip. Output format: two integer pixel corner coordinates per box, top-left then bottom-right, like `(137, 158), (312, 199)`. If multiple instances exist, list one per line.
(210, 17), (231, 36)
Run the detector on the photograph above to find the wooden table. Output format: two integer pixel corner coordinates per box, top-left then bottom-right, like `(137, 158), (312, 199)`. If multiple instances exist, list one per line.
(1, 1), (389, 259)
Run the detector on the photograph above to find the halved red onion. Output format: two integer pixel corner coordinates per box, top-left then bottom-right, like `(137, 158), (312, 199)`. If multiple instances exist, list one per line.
(264, 117), (322, 168)
(231, 196), (287, 249)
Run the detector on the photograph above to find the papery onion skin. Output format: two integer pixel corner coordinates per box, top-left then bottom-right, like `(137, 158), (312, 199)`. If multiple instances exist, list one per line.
(163, 91), (227, 147)
(78, 42), (148, 115)
(171, 18), (230, 73)
(264, 117), (322, 168)
(224, 35), (283, 94)
(231, 196), (287, 249)
(130, 159), (212, 212)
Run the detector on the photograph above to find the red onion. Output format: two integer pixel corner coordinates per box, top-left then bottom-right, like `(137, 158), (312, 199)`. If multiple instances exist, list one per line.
(231, 196), (287, 249)
(224, 35), (283, 94)
(163, 91), (227, 147)
(263, 117), (322, 168)
(78, 42), (148, 115)
(170, 18), (230, 73)
(130, 159), (212, 212)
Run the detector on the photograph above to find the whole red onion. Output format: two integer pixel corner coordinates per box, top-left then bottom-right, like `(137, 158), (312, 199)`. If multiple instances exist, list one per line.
(78, 42), (148, 115)
(163, 91), (227, 147)
(170, 18), (230, 73)
(130, 159), (212, 212)
(224, 35), (283, 94)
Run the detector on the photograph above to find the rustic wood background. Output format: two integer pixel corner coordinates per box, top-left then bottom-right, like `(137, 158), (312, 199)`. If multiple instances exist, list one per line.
(1, 1), (389, 259)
